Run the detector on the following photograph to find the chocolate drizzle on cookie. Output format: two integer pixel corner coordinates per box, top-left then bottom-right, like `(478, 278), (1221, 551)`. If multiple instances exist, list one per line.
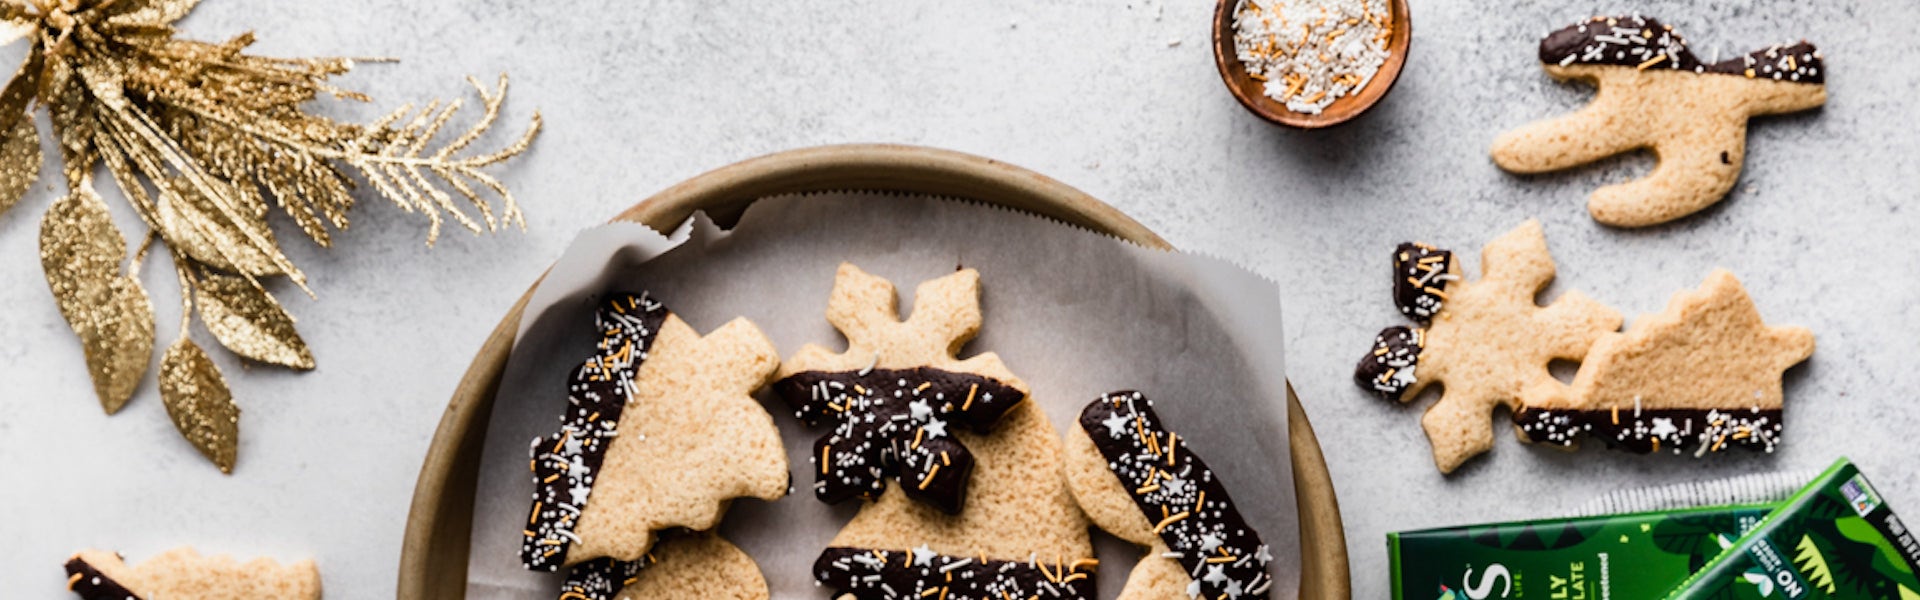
(64, 555), (141, 600)
(814, 546), (1096, 600)
(1393, 242), (1454, 320)
(1355, 326), (1423, 402)
(521, 293), (669, 572)
(1540, 15), (1823, 84)
(774, 368), (1025, 514)
(1079, 392), (1274, 599)
(1515, 405), (1784, 456)
(559, 555), (653, 600)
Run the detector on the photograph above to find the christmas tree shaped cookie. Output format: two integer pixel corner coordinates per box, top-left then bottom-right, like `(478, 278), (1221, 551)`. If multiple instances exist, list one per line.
(1492, 15), (1827, 227)
(1517, 270), (1813, 455)
(774, 264), (1095, 598)
(1354, 221), (1623, 473)
(65, 548), (320, 600)
(519, 293), (786, 600)
(1064, 392), (1278, 599)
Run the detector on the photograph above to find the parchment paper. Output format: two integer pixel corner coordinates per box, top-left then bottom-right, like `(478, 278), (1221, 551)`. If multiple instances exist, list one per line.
(464, 193), (1300, 598)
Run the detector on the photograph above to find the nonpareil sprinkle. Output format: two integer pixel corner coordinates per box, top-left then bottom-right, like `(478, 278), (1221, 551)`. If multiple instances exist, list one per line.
(1232, 0), (1392, 115)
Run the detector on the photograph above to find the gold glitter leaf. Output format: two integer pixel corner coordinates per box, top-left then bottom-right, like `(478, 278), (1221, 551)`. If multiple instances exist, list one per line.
(0, 47), (42, 217)
(160, 337), (239, 473)
(39, 187), (157, 413)
(194, 269), (313, 370)
(107, 0), (203, 28)
(160, 177), (284, 276)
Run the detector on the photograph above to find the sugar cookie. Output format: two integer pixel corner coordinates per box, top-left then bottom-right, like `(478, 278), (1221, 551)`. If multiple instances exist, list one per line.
(1352, 221), (1623, 473)
(1516, 269), (1813, 455)
(560, 532), (768, 600)
(64, 548), (320, 600)
(1064, 391), (1277, 600)
(1491, 15), (1826, 227)
(775, 263), (1093, 596)
(517, 293), (786, 600)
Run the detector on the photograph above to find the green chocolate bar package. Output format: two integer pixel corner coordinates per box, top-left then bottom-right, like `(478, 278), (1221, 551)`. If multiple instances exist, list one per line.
(1389, 503), (1775, 599)
(1666, 459), (1920, 600)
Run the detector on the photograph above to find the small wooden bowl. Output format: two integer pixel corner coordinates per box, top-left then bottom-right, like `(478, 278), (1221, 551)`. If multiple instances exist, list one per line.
(1212, 0), (1412, 128)
(397, 145), (1351, 599)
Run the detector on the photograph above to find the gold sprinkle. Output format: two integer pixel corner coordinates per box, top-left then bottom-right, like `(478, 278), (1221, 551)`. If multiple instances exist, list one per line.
(1137, 482), (1161, 494)
(821, 445), (831, 474)
(963, 383), (979, 411)
(543, 474), (559, 483)
(1636, 54), (1668, 70)
(1153, 511), (1191, 533)
(916, 382), (932, 392)
(530, 502), (541, 524)
(919, 464), (941, 489)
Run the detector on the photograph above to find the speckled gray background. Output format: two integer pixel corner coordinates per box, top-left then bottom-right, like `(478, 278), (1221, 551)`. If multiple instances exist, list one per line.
(0, 0), (1914, 597)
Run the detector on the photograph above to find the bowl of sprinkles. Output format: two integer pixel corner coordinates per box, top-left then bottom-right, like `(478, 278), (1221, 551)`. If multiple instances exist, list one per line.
(1213, 0), (1411, 128)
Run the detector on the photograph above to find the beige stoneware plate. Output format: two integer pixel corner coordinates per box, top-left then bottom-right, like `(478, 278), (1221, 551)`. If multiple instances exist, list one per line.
(397, 144), (1351, 599)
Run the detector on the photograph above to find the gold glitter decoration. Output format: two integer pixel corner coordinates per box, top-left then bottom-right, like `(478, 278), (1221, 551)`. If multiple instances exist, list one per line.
(0, 38), (39, 216)
(38, 185), (155, 414)
(4, 0), (541, 471)
(192, 268), (313, 370)
(160, 337), (239, 473)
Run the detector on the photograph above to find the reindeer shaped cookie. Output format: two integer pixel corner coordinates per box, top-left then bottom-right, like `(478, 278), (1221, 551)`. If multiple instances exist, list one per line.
(520, 294), (786, 600)
(777, 264), (1096, 599)
(1492, 15), (1826, 227)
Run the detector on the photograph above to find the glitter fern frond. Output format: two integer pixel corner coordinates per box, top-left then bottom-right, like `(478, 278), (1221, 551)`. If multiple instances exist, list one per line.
(2, 0), (541, 472)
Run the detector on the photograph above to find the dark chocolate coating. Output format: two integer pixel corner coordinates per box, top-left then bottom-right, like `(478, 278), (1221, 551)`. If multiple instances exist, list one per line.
(1540, 15), (1823, 84)
(1392, 242), (1453, 320)
(558, 556), (652, 600)
(1079, 392), (1275, 600)
(814, 546), (1095, 600)
(1515, 405), (1784, 455)
(64, 555), (141, 600)
(774, 367), (1025, 514)
(521, 293), (669, 572)
(1354, 326), (1423, 402)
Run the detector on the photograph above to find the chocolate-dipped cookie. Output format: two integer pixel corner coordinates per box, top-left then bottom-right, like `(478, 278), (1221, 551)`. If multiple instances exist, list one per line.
(1494, 15), (1827, 227)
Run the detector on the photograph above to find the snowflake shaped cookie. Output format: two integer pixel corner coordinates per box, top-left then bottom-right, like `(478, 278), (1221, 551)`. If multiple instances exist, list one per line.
(1356, 221), (1623, 473)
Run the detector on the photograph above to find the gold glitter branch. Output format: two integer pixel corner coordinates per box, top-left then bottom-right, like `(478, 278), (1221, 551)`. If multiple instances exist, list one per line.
(3, 0), (541, 472)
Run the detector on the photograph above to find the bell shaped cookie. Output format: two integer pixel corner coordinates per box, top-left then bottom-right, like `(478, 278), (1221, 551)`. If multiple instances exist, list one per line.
(777, 264), (1095, 598)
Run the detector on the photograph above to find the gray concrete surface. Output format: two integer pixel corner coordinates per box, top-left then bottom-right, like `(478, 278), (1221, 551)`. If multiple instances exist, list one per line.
(0, 0), (1913, 597)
